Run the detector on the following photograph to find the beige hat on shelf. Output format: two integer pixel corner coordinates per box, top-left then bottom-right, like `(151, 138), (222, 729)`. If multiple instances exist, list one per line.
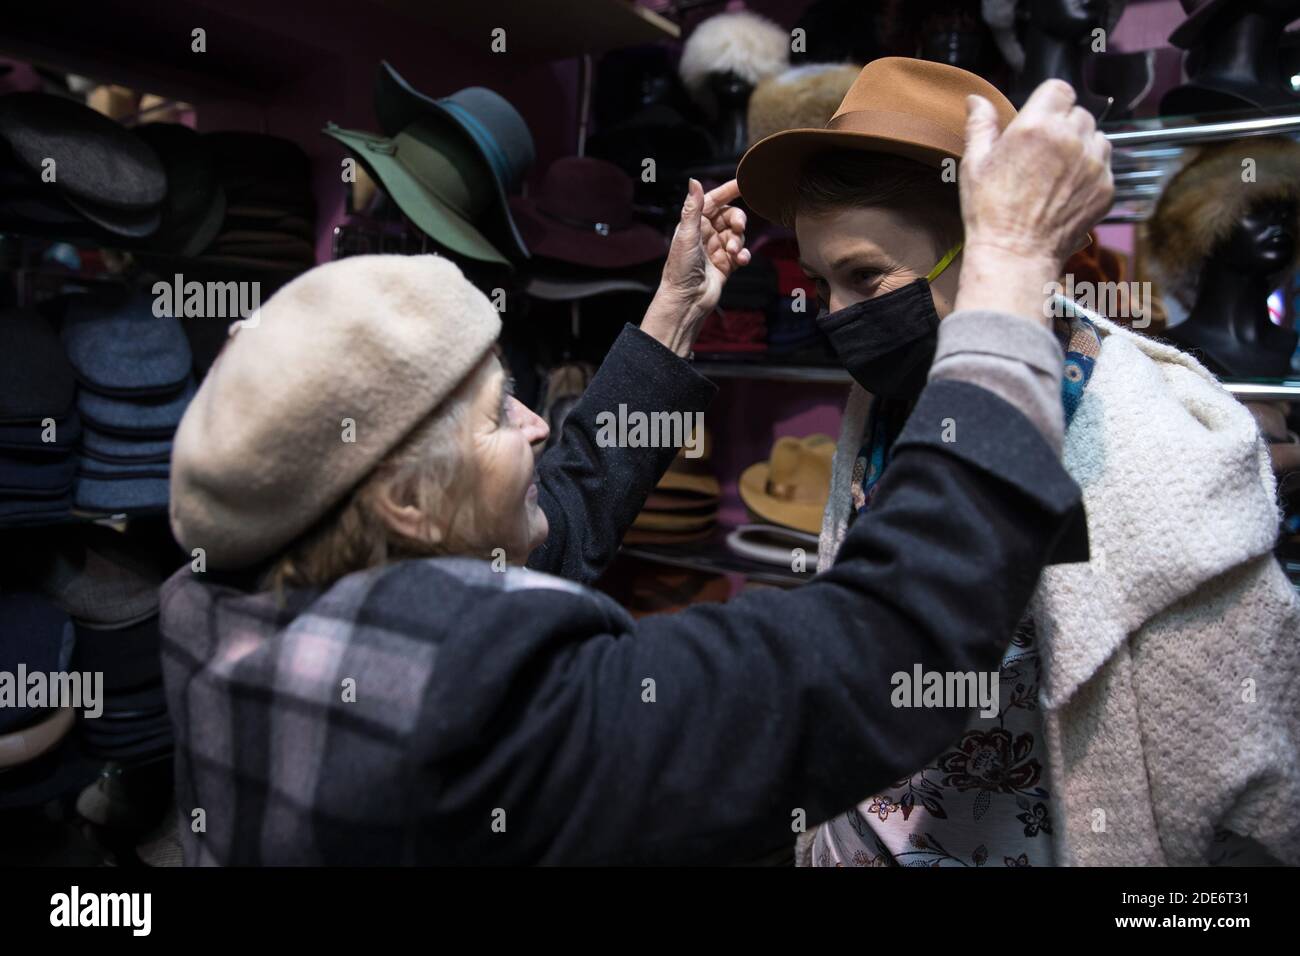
(739, 434), (835, 535)
(170, 254), (501, 570)
(654, 426), (720, 499)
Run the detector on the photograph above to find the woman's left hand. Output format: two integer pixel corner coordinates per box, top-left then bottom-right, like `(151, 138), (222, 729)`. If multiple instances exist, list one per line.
(641, 178), (751, 357)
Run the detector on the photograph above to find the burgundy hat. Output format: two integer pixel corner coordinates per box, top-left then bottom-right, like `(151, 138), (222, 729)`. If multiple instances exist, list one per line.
(509, 156), (667, 269)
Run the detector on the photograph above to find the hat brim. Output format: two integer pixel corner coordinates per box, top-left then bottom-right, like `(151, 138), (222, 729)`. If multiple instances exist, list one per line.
(738, 461), (826, 534)
(0, 730), (102, 811)
(375, 62), (531, 261)
(0, 707), (75, 769)
(658, 469), (720, 498)
(525, 275), (656, 301)
(632, 508), (717, 532)
(737, 122), (962, 225)
(324, 125), (511, 268)
(622, 526), (714, 545)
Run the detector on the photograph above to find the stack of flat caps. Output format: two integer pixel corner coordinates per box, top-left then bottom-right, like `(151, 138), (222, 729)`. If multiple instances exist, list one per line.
(761, 236), (836, 364)
(0, 591), (99, 810)
(132, 122), (226, 257)
(195, 131), (316, 271)
(60, 292), (194, 514)
(0, 309), (80, 525)
(0, 92), (166, 240)
(694, 251), (778, 358)
(625, 426), (721, 546)
(35, 528), (171, 766)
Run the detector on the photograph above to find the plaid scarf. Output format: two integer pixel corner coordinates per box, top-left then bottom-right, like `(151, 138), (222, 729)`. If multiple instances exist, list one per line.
(851, 312), (1102, 516)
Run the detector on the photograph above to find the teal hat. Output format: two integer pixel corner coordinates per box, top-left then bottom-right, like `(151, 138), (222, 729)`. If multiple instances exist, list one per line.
(323, 64), (535, 266)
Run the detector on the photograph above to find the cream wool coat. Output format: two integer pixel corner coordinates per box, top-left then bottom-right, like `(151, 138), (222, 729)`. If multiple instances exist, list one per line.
(809, 313), (1300, 866)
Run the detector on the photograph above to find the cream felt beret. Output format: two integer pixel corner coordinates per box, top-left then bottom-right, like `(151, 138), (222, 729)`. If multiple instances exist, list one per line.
(170, 254), (501, 570)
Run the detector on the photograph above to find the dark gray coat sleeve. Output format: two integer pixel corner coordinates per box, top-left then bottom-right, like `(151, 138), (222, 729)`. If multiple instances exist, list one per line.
(418, 379), (1085, 865)
(526, 323), (717, 584)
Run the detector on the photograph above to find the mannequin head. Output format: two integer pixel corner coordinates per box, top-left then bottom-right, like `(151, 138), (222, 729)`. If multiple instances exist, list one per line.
(919, 3), (989, 73)
(1029, 0), (1108, 39)
(1213, 198), (1300, 277)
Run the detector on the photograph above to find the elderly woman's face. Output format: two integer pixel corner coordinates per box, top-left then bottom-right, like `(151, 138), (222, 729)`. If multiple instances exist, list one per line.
(458, 356), (551, 561)
(795, 204), (961, 316)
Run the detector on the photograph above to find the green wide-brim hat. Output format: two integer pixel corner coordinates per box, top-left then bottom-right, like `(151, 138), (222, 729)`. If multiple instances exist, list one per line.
(324, 121), (512, 268)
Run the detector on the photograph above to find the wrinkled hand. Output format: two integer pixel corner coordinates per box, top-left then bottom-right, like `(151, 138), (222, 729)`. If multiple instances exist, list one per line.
(953, 79), (1115, 323)
(641, 178), (751, 357)
(961, 79), (1114, 269)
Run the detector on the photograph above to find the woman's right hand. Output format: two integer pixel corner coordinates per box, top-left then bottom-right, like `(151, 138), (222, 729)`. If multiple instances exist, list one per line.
(953, 79), (1114, 324)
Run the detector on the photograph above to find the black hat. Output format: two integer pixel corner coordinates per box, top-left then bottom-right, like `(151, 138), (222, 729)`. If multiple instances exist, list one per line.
(0, 308), (75, 423)
(204, 131), (315, 216)
(0, 92), (165, 237)
(0, 450), (76, 497)
(0, 411), (80, 456)
(132, 123), (227, 256)
(0, 592), (74, 734)
(70, 615), (163, 692)
(1169, 0), (1235, 50)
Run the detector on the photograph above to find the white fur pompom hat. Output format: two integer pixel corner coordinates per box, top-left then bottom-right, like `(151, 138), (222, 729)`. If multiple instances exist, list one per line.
(170, 254), (502, 570)
(678, 9), (790, 117)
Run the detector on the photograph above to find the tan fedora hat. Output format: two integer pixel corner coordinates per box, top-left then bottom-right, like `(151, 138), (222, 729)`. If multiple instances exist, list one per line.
(737, 57), (1017, 225)
(739, 434), (835, 534)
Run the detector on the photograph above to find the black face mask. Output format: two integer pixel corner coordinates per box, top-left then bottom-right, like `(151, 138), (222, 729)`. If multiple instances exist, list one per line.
(817, 278), (942, 400)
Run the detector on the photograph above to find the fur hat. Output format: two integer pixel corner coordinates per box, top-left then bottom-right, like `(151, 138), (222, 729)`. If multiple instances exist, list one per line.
(678, 10), (790, 118)
(170, 254), (501, 570)
(746, 63), (862, 149)
(1147, 137), (1300, 306)
(981, 0), (1128, 73)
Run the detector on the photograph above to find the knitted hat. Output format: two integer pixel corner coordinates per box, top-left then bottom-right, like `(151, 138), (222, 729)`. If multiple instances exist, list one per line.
(1147, 137), (1300, 306)
(170, 254), (502, 570)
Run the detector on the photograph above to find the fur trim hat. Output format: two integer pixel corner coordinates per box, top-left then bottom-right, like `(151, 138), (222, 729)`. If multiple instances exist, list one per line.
(746, 63), (862, 149)
(170, 254), (501, 570)
(1147, 137), (1300, 306)
(678, 10), (790, 117)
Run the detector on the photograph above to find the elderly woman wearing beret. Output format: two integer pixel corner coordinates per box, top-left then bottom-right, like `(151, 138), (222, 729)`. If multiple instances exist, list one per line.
(162, 77), (1113, 865)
